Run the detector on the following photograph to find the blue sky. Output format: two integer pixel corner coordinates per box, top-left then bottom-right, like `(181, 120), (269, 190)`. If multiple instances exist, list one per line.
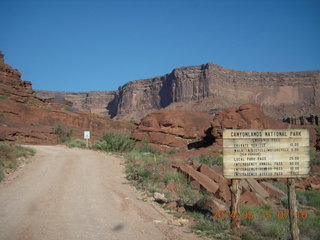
(1, 0), (319, 92)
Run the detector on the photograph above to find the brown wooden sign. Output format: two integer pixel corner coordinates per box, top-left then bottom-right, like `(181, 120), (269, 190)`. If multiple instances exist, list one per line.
(223, 129), (310, 179)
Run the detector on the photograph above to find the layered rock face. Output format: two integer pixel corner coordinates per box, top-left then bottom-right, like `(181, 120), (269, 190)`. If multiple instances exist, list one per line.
(0, 52), (36, 102)
(35, 62), (320, 121)
(0, 53), (134, 144)
(35, 90), (116, 116)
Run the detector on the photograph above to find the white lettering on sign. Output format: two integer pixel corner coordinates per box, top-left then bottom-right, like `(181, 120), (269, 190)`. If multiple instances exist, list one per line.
(223, 129), (310, 179)
(84, 131), (90, 139)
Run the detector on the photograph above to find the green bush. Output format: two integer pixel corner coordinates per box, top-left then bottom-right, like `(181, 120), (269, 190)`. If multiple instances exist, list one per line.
(299, 213), (320, 240)
(92, 132), (136, 153)
(137, 138), (160, 155)
(189, 211), (230, 238)
(167, 149), (180, 154)
(65, 139), (87, 148)
(241, 205), (290, 240)
(271, 180), (288, 193)
(52, 124), (73, 143)
(163, 171), (186, 185)
(297, 190), (320, 208)
(61, 105), (76, 111)
(0, 95), (8, 100)
(310, 150), (320, 165)
(0, 143), (36, 181)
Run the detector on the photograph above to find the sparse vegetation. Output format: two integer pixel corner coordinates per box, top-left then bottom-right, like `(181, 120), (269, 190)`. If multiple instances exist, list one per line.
(271, 180), (288, 193)
(315, 125), (320, 137)
(92, 132), (136, 153)
(0, 95), (8, 100)
(189, 211), (230, 239)
(310, 150), (320, 165)
(297, 190), (320, 208)
(241, 205), (290, 240)
(189, 154), (223, 166)
(211, 148), (222, 153)
(163, 171), (186, 185)
(39, 105), (52, 110)
(0, 142), (36, 181)
(61, 105), (76, 112)
(167, 148), (180, 154)
(52, 124), (73, 143)
(64, 139), (87, 148)
(136, 138), (161, 155)
(129, 118), (136, 124)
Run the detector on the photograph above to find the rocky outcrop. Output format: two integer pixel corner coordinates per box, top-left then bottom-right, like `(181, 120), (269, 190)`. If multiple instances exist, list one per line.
(0, 51), (37, 102)
(132, 110), (213, 150)
(210, 104), (317, 147)
(35, 90), (117, 116)
(0, 52), (134, 144)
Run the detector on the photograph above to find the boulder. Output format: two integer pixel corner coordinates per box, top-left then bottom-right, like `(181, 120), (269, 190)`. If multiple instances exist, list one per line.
(133, 110), (212, 149)
(163, 202), (177, 209)
(240, 191), (265, 206)
(202, 199), (227, 212)
(174, 164), (219, 194)
(153, 192), (167, 202)
(211, 104), (288, 147)
(199, 164), (231, 202)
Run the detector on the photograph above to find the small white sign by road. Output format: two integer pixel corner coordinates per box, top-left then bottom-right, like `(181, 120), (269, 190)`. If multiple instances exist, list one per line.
(84, 131), (90, 139)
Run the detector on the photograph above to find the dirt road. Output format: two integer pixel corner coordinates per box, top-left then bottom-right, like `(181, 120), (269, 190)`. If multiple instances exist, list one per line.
(0, 146), (202, 240)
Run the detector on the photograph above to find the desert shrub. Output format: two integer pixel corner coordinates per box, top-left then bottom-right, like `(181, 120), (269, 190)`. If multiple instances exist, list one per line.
(137, 138), (160, 155)
(178, 185), (201, 206)
(299, 213), (320, 240)
(39, 105), (52, 110)
(315, 125), (320, 137)
(241, 205), (290, 240)
(0, 95), (8, 100)
(129, 118), (136, 124)
(189, 211), (230, 238)
(65, 139), (87, 148)
(52, 124), (73, 143)
(0, 113), (8, 118)
(61, 105), (76, 112)
(211, 148), (222, 153)
(296, 190), (320, 208)
(167, 148), (180, 154)
(189, 154), (223, 166)
(92, 132), (136, 153)
(271, 180), (288, 193)
(0, 143), (36, 181)
(0, 142), (14, 159)
(163, 171), (186, 185)
(0, 167), (4, 181)
(310, 150), (320, 165)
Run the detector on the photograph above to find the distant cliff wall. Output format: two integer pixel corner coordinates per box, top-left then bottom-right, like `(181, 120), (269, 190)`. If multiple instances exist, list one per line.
(35, 63), (320, 121)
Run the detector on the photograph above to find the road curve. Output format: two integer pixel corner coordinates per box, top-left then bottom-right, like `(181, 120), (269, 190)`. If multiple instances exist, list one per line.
(0, 145), (202, 240)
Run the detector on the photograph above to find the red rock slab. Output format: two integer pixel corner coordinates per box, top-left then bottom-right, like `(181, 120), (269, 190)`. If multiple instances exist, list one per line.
(199, 164), (231, 202)
(260, 181), (286, 199)
(203, 199), (227, 212)
(240, 191), (265, 206)
(174, 164), (219, 194)
(246, 179), (269, 199)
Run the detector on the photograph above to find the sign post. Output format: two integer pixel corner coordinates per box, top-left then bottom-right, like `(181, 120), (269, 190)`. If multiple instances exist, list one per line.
(223, 129), (310, 239)
(84, 131), (90, 148)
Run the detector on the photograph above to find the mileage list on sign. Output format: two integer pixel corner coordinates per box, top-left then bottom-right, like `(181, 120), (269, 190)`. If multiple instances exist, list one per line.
(223, 129), (310, 179)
